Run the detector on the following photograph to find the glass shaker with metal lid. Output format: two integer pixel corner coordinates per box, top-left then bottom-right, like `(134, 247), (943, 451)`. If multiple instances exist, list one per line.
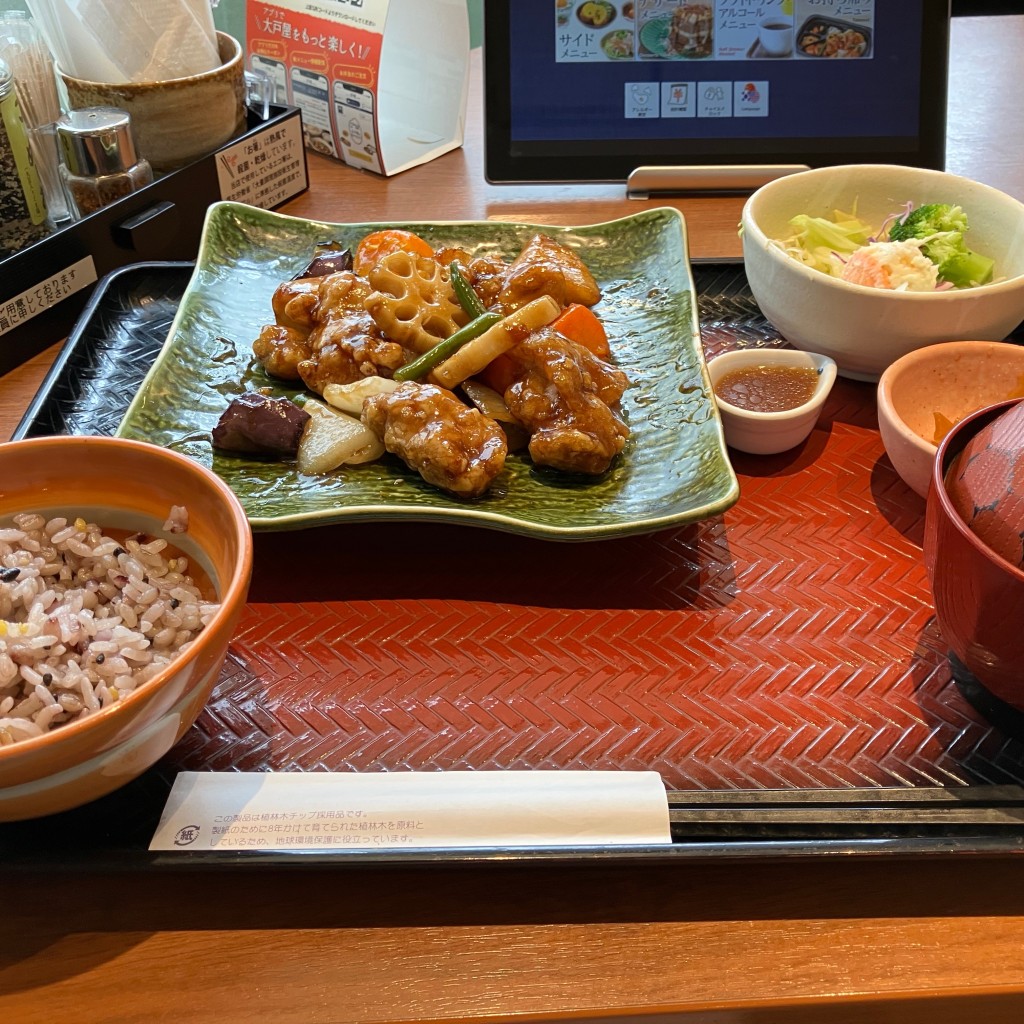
(56, 107), (153, 219)
(0, 56), (50, 254)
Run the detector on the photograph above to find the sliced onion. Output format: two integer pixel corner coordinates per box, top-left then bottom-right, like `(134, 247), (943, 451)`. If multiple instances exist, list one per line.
(461, 379), (511, 419)
(322, 376), (403, 416)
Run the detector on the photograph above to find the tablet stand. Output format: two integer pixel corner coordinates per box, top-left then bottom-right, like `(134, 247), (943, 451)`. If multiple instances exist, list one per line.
(626, 164), (811, 198)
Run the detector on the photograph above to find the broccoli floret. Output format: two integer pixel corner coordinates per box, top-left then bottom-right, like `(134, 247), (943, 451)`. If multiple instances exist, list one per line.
(937, 250), (996, 289)
(891, 203), (968, 241)
(888, 203), (994, 287)
(888, 203), (967, 267)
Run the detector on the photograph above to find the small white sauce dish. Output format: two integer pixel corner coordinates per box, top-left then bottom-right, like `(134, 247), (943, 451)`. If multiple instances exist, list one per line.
(706, 348), (838, 455)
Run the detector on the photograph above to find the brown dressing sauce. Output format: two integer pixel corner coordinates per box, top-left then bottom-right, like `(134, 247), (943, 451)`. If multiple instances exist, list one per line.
(714, 364), (820, 413)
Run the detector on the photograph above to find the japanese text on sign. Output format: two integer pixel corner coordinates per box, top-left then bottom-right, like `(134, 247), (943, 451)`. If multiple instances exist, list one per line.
(0, 257), (97, 338)
(206, 809), (428, 848)
(216, 113), (308, 208)
(251, 7), (373, 59)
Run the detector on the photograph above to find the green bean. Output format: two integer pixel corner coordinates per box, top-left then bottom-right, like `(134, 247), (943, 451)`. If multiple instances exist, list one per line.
(393, 311), (503, 382)
(449, 260), (488, 318)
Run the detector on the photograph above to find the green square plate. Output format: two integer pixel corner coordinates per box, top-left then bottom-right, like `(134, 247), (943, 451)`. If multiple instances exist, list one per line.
(116, 202), (738, 539)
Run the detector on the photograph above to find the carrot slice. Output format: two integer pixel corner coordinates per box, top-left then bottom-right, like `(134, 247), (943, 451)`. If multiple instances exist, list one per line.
(478, 353), (517, 395)
(552, 303), (610, 359)
(353, 229), (434, 276)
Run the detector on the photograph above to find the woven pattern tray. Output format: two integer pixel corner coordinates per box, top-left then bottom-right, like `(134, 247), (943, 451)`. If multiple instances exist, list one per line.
(4, 259), (1024, 866)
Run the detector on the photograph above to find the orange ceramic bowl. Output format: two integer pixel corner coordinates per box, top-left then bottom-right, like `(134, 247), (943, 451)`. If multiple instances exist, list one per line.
(0, 436), (252, 821)
(924, 400), (1024, 710)
(877, 340), (1024, 499)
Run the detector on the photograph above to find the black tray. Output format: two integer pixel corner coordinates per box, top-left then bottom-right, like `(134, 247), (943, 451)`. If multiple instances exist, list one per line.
(14, 262), (196, 440)
(4, 260), (1024, 872)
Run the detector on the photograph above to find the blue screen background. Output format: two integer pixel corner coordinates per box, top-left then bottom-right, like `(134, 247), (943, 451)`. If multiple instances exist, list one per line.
(508, 1), (925, 145)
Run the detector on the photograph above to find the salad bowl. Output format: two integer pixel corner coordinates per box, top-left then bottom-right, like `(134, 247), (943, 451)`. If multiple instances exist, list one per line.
(741, 164), (1024, 381)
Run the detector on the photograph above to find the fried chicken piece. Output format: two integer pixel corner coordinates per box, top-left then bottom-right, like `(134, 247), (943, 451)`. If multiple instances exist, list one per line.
(496, 234), (601, 314)
(254, 271), (409, 390)
(361, 381), (507, 498)
(271, 277), (321, 331)
(252, 324), (311, 381)
(297, 271), (409, 395)
(433, 246), (471, 267)
(438, 235), (600, 315)
(503, 326), (629, 475)
(253, 278), (321, 379)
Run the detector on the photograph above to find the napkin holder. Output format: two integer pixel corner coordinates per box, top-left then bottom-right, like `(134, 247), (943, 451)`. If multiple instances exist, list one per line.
(245, 0), (469, 176)
(0, 102), (307, 378)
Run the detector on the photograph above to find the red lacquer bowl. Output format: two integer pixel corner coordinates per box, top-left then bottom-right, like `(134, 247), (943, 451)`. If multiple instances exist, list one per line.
(924, 399), (1024, 709)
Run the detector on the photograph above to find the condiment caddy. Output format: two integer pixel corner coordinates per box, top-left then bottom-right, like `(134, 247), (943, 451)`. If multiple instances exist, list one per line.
(0, 102), (307, 376)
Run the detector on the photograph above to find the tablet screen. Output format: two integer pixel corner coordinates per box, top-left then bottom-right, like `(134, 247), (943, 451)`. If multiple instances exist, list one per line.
(484, 0), (950, 185)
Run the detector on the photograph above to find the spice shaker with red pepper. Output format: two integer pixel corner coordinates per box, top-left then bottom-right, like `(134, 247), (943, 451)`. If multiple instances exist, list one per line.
(56, 107), (153, 219)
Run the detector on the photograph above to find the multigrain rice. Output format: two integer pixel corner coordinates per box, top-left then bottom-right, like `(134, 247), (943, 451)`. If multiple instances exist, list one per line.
(0, 511), (219, 747)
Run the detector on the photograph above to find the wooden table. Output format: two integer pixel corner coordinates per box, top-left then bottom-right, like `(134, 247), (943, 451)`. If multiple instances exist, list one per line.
(4, 16), (1024, 1024)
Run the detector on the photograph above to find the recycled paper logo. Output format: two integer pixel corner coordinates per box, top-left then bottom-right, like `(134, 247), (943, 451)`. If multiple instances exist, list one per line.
(174, 824), (201, 846)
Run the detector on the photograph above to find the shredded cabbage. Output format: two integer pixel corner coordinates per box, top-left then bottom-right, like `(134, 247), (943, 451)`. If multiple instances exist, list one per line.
(771, 202), (995, 290)
(774, 209), (875, 276)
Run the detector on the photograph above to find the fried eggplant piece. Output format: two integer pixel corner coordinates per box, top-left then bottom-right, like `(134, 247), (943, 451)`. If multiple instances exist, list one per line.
(212, 392), (311, 455)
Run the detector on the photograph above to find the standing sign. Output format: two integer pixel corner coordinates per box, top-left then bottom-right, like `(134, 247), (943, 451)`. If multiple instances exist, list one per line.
(246, 0), (470, 176)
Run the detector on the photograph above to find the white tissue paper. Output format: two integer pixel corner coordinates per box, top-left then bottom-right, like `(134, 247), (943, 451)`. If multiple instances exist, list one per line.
(27, 0), (219, 83)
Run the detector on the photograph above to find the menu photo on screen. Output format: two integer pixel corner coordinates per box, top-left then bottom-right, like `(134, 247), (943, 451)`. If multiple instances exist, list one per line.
(483, 0), (951, 189)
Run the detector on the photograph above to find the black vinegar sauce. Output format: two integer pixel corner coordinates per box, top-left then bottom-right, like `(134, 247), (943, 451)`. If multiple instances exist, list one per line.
(714, 364), (820, 413)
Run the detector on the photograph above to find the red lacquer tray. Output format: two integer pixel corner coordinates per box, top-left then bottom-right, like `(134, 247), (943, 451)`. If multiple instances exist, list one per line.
(4, 261), (1024, 868)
